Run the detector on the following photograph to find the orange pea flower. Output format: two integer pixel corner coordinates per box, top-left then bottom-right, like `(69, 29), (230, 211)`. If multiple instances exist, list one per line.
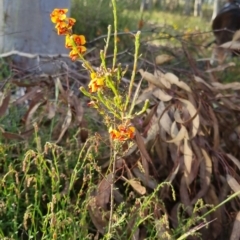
(50, 9), (68, 23)
(65, 34), (86, 48)
(109, 124), (135, 141)
(69, 46), (87, 61)
(65, 35), (72, 48)
(55, 21), (71, 35)
(67, 18), (76, 27)
(50, 9), (87, 60)
(88, 72), (105, 93)
(109, 128), (121, 140)
(72, 34), (86, 45)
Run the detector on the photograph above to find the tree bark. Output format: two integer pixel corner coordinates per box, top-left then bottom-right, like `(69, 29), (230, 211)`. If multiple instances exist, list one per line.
(0, 0), (70, 71)
(183, 0), (193, 15)
(212, 0), (219, 20)
(194, 0), (202, 17)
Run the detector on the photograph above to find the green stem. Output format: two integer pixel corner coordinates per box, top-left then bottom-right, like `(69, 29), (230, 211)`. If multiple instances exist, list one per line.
(104, 25), (112, 59)
(124, 31), (141, 112)
(111, 0), (118, 69)
(97, 91), (121, 119)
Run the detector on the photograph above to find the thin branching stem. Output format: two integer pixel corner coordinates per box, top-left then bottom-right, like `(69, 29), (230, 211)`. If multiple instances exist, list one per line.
(111, 0), (118, 69)
(125, 31), (141, 112)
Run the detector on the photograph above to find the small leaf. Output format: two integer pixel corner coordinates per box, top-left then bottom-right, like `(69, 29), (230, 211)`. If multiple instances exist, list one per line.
(177, 98), (200, 138)
(0, 92), (11, 117)
(166, 125), (187, 143)
(183, 137), (193, 186)
(155, 54), (173, 65)
(123, 176), (146, 195)
(55, 105), (72, 144)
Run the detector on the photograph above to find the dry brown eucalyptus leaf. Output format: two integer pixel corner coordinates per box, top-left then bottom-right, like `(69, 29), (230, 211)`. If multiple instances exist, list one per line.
(152, 88), (172, 102)
(212, 81), (240, 90)
(1, 130), (25, 141)
(227, 174), (240, 199)
(139, 69), (166, 89)
(132, 167), (158, 189)
(220, 40), (240, 50)
(13, 87), (41, 105)
(166, 162), (180, 183)
(191, 148), (212, 205)
(122, 176), (146, 195)
(227, 154), (240, 171)
(177, 98), (200, 138)
(154, 133), (167, 166)
(0, 92), (10, 117)
(194, 76), (213, 90)
(164, 72), (192, 92)
(69, 94), (84, 124)
(170, 121), (179, 142)
(96, 173), (112, 210)
(25, 101), (44, 130)
(136, 88), (154, 105)
(55, 105), (72, 144)
(183, 137), (193, 186)
(232, 30), (240, 41)
(155, 54), (174, 65)
(158, 101), (172, 136)
(208, 107), (219, 150)
(166, 125), (187, 143)
(135, 129), (154, 178)
(88, 197), (109, 235)
(206, 62), (236, 73)
(180, 175), (193, 215)
(203, 186), (222, 239)
(230, 212), (240, 240)
(46, 102), (56, 119)
(154, 70), (171, 89)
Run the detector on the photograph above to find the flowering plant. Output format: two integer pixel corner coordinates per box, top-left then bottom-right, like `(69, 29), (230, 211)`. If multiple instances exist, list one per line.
(50, 3), (147, 144)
